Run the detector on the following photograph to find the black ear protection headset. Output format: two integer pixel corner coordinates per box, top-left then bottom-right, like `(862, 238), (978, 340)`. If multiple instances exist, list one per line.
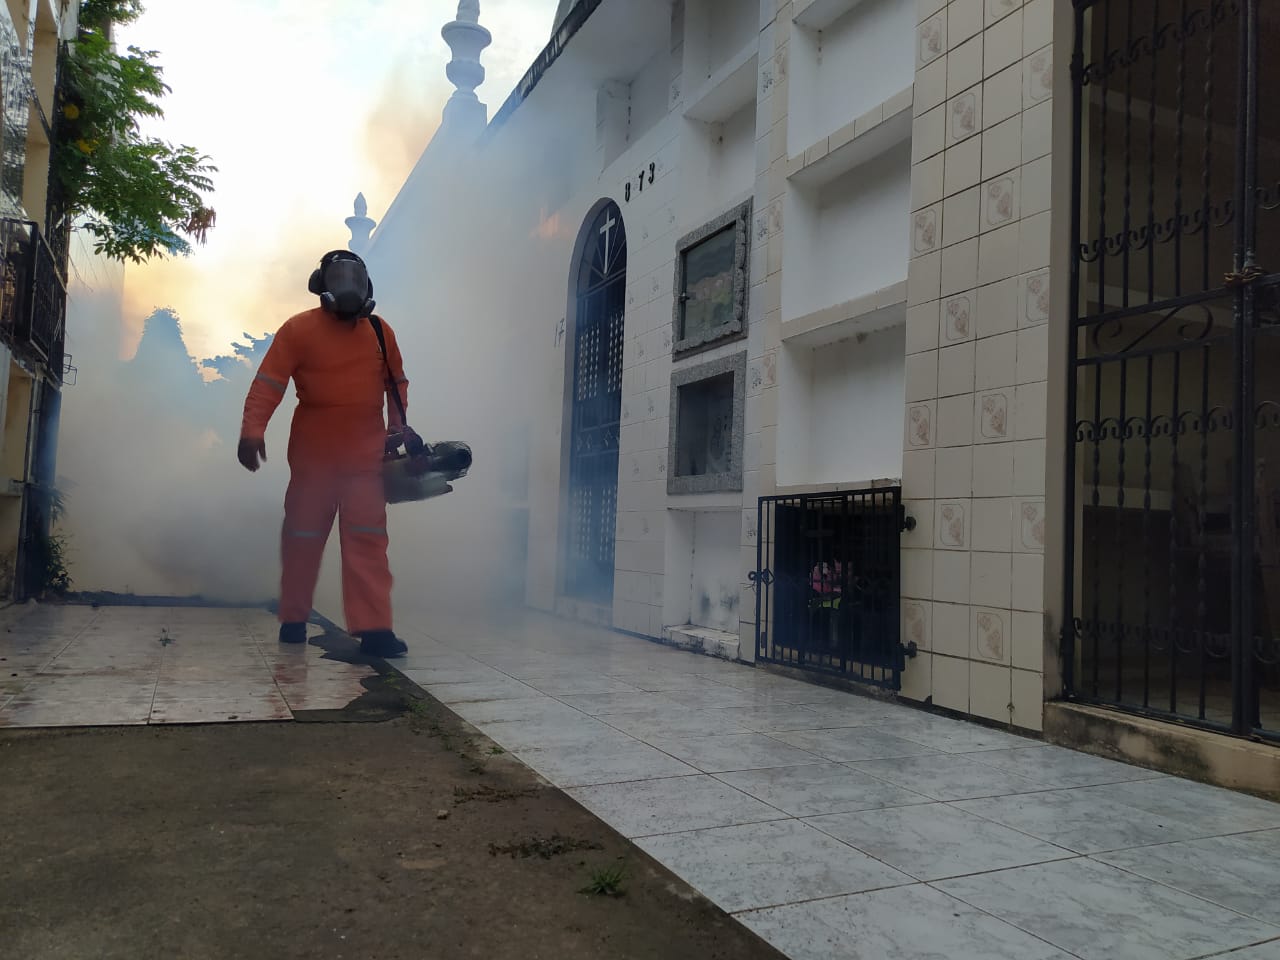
(308, 249), (376, 317)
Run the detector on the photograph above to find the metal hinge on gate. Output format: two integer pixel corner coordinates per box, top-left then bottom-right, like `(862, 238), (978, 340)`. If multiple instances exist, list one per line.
(899, 507), (917, 533)
(899, 502), (918, 661)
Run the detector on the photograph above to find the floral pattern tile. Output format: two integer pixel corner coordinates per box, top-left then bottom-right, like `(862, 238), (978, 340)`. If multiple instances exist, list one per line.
(908, 403), (935, 448)
(1025, 48), (1053, 105)
(1020, 270), (1050, 326)
(919, 15), (945, 67)
(903, 602), (931, 651)
(944, 295), (973, 343)
(762, 352), (776, 388)
(985, 177), (1017, 229)
(914, 206), (941, 255)
(986, 0), (1018, 24)
(974, 609), (1007, 662)
(979, 392), (1010, 441)
(938, 502), (968, 549)
(950, 91), (979, 143)
(1017, 500), (1046, 552)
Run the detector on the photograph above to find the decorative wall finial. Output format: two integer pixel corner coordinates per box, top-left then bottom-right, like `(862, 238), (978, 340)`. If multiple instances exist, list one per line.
(441, 0), (492, 136)
(345, 192), (376, 253)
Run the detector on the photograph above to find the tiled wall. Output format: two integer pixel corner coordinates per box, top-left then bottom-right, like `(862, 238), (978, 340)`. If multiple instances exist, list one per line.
(605, 111), (685, 638)
(741, 0), (792, 659)
(901, 0), (1054, 730)
(610, 0), (765, 641)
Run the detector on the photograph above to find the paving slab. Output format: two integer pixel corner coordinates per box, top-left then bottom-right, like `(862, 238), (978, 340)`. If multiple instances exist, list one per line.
(0, 604), (376, 728)
(392, 609), (1280, 960)
(936, 857), (1280, 960)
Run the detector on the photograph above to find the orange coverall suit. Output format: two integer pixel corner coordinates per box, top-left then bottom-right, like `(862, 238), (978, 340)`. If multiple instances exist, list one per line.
(241, 307), (409, 634)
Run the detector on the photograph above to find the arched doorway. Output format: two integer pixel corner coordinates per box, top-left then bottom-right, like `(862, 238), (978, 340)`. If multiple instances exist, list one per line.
(563, 201), (627, 604)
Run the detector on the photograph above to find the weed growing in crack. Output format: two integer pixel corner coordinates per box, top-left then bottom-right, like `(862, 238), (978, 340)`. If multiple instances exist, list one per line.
(452, 784), (540, 806)
(398, 690), (491, 774)
(488, 835), (603, 860)
(581, 862), (626, 897)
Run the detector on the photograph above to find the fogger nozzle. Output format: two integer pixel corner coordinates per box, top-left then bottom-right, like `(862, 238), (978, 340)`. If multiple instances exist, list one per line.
(413, 441), (472, 479)
(384, 441), (473, 504)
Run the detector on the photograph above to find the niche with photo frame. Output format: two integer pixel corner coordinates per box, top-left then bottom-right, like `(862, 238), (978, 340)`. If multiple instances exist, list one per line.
(672, 200), (752, 356)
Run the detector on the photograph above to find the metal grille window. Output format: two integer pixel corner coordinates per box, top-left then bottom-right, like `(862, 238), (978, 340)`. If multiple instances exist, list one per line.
(0, 216), (66, 378)
(0, 6), (30, 216)
(1065, 0), (1279, 739)
(753, 489), (914, 690)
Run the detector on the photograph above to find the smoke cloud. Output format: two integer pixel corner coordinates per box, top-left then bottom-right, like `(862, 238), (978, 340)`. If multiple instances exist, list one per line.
(55, 3), (583, 629)
(58, 278), (293, 601)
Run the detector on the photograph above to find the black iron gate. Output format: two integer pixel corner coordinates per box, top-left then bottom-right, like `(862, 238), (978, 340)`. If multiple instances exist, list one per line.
(563, 202), (627, 603)
(753, 488), (915, 690)
(1064, 0), (1279, 739)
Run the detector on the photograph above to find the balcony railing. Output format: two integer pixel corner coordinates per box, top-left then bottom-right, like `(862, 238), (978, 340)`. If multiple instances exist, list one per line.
(0, 216), (66, 379)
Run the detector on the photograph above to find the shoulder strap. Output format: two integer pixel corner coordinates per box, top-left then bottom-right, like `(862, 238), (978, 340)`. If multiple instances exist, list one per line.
(369, 315), (408, 427)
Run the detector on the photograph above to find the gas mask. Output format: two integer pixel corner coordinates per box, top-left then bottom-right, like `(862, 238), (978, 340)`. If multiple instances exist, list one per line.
(309, 251), (376, 319)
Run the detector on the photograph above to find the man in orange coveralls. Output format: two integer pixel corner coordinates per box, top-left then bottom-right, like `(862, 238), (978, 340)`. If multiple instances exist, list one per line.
(237, 250), (417, 658)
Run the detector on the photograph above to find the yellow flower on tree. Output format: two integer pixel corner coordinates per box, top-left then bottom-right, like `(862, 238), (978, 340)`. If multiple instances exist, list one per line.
(62, 103), (80, 120)
(76, 138), (94, 154)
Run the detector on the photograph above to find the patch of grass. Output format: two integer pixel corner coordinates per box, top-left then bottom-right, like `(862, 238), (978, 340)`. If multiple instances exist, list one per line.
(488, 745), (505, 755)
(489, 835), (604, 860)
(401, 694), (452, 744)
(580, 862), (627, 898)
(396, 686), (495, 775)
(452, 784), (540, 806)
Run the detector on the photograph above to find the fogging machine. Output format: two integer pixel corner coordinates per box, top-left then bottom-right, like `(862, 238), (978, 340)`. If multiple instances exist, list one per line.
(383, 440), (472, 503)
(371, 315), (474, 504)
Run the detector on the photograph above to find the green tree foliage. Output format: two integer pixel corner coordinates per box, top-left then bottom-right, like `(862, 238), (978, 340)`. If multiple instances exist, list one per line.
(79, 0), (144, 27)
(52, 1), (216, 263)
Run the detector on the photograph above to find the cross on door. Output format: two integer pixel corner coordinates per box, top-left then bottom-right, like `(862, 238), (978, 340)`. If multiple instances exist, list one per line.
(600, 213), (617, 272)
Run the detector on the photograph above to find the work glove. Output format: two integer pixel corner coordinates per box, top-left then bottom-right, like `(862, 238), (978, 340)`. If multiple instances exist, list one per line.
(238, 436), (267, 472)
(385, 426), (425, 457)
(404, 427), (426, 457)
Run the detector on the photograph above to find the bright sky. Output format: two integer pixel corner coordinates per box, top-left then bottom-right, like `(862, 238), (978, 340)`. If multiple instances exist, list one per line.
(112, 0), (554, 362)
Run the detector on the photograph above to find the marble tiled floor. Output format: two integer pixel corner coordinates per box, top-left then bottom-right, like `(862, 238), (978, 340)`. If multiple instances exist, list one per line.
(0, 604), (375, 726)
(392, 611), (1280, 960)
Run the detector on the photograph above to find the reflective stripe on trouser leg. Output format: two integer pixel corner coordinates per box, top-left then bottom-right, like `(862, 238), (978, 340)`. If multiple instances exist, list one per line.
(337, 469), (392, 635)
(280, 470), (338, 625)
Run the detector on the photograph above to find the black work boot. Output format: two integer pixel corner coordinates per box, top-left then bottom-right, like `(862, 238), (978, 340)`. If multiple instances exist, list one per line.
(279, 622), (308, 644)
(359, 630), (407, 658)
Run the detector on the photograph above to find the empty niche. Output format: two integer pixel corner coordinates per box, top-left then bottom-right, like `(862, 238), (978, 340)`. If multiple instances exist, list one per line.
(787, 0), (916, 156)
(680, 102), (757, 234)
(668, 351), (747, 494)
(777, 321), (906, 487)
(683, 0), (758, 86)
(597, 46), (673, 172)
(663, 509), (741, 634)
(782, 138), (911, 322)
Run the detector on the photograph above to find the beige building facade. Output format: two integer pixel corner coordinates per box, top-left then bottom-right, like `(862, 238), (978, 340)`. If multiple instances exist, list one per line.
(0, 0), (76, 599)
(367, 0), (1278, 792)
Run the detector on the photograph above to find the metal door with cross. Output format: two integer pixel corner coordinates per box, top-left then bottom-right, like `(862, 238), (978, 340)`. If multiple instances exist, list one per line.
(564, 202), (627, 604)
(1065, 0), (1280, 740)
